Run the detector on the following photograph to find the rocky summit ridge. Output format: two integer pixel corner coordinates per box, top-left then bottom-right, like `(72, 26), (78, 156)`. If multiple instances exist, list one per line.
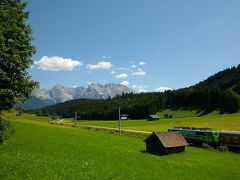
(20, 83), (134, 110)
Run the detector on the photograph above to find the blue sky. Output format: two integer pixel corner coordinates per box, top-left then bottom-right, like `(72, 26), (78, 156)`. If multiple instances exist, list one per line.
(28, 0), (240, 92)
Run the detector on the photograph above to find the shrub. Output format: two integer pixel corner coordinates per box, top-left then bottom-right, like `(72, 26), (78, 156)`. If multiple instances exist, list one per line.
(0, 119), (14, 143)
(164, 114), (169, 118)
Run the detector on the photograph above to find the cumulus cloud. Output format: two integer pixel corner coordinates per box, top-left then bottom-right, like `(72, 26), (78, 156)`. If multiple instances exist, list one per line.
(139, 61), (146, 66)
(115, 73), (128, 79)
(131, 67), (146, 76)
(87, 61), (113, 70)
(112, 66), (129, 71)
(132, 70), (146, 76)
(156, 87), (173, 92)
(121, 81), (129, 86)
(131, 65), (136, 68)
(138, 89), (147, 93)
(132, 85), (148, 93)
(34, 56), (82, 71)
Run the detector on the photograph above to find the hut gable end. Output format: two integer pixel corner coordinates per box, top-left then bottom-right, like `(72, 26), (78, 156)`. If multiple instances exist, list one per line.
(145, 132), (188, 155)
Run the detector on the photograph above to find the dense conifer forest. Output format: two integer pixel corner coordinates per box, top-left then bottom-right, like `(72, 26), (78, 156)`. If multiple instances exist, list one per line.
(32, 65), (240, 120)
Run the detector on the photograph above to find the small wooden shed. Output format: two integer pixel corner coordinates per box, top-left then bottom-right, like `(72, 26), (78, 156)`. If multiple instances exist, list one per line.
(145, 132), (188, 155)
(148, 115), (160, 121)
(120, 114), (129, 120)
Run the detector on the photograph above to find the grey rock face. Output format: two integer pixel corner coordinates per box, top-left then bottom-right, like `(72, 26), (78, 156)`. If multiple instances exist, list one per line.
(21, 83), (134, 110)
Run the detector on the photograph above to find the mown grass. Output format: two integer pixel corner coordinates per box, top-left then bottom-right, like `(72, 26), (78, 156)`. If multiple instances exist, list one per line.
(79, 112), (240, 132)
(0, 115), (240, 179)
(156, 108), (222, 118)
(2, 109), (49, 124)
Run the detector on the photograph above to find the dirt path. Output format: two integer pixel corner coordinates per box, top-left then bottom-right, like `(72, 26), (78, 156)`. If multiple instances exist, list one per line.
(78, 125), (151, 135)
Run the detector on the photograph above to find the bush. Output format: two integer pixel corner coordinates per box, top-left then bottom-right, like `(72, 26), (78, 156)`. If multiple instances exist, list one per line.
(164, 114), (169, 118)
(0, 119), (14, 143)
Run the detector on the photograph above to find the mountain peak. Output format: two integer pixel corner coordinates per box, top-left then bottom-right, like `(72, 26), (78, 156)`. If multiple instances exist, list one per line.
(53, 84), (65, 89)
(21, 83), (134, 110)
(89, 83), (103, 88)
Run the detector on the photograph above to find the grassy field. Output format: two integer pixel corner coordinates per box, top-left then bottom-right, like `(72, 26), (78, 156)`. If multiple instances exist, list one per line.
(0, 110), (240, 179)
(78, 111), (240, 132)
(156, 108), (222, 118)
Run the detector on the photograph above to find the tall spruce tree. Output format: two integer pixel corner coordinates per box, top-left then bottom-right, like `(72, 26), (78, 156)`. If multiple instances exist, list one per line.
(0, 0), (38, 110)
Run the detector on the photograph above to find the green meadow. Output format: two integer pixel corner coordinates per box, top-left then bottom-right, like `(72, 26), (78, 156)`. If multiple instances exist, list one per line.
(156, 108), (223, 118)
(79, 111), (240, 132)
(0, 110), (240, 179)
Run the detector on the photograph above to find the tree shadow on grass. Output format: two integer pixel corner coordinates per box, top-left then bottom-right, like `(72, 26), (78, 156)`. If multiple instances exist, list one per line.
(140, 150), (148, 154)
(198, 108), (216, 116)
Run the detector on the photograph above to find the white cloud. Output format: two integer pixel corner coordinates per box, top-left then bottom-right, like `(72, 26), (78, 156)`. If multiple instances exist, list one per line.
(156, 87), (173, 92)
(139, 61), (146, 66)
(132, 70), (146, 76)
(132, 67), (146, 76)
(131, 65), (136, 68)
(118, 67), (129, 70)
(34, 56), (82, 71)
(115, 73), (128, 79)
(138, 89), (148, 93)
(87, 61), (113, 70)
(102, 56), (111, 59)
(111, 71), (116, 74)
(132, 85), (148, 93)
(121, 81), (129, 86)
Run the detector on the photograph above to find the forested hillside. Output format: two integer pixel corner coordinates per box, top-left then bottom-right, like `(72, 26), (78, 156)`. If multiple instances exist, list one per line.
(33, 65), (240, 120)
(194, 64), (240, 93)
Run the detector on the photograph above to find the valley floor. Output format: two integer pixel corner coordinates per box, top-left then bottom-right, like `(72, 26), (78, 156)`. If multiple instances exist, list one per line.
(0, 111), (240, 179)
(78, 112), (240, 132)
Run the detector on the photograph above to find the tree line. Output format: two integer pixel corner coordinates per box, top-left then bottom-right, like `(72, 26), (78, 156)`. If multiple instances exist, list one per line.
(34, 82), (240, 120)
(34, 65), (240, 120)
(32, 65), (240, 120)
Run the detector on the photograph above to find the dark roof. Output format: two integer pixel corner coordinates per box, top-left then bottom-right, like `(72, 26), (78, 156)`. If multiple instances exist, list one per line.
(149, 115), (159, 119)
(152, 132), (188, 148)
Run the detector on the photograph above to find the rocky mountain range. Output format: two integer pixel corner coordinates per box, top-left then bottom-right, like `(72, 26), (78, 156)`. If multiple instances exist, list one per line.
(20, 83), (134, 110)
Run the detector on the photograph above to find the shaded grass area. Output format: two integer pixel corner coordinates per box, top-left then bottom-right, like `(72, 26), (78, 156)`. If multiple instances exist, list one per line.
(157, 108), (224, 119)
(0, 119), (240, 179)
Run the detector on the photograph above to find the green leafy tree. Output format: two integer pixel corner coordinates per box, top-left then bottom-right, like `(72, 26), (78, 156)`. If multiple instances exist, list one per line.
(0, 0), (38, 110)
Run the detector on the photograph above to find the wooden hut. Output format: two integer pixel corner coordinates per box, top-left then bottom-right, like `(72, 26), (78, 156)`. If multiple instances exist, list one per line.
(120, 114), (129, 120)
(148, 115), (160, 121)
(145, 132), (188, 155)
